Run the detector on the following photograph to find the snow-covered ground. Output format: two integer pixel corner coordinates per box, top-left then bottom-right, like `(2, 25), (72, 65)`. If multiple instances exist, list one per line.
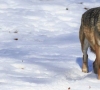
(0, 0), (100, 90)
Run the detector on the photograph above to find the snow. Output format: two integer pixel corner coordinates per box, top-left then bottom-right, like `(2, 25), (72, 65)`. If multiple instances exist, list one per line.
(0, 0), (100, 90)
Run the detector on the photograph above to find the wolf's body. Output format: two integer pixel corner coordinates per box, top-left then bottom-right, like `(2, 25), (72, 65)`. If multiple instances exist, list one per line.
(79, 7), (100, 79)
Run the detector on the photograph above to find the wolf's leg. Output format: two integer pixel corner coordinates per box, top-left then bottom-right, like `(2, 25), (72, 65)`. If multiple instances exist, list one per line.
(82, 38), (89, 73)
(93, 59), (98, 74)
(95, 44), (100, 79)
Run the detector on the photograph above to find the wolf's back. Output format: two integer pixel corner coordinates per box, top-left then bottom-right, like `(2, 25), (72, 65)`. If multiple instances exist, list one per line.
(82, 7), (100, 28)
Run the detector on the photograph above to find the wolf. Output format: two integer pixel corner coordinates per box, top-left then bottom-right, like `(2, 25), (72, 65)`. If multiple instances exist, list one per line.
(79, 7), (100, 79)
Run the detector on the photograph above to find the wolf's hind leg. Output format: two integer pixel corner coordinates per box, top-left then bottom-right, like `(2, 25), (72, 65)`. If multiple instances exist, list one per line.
(82, 38), (89, 73)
